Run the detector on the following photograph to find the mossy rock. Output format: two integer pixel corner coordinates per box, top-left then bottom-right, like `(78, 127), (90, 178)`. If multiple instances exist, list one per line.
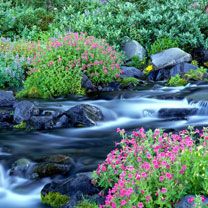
(119, 77), (139, 87)
(76, 199), (98, 208)
(41, 192), (69, 208)
(14, 121), (27, 129)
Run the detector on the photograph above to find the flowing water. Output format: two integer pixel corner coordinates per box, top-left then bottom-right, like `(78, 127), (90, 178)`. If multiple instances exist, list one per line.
(0, 84), (208, 208)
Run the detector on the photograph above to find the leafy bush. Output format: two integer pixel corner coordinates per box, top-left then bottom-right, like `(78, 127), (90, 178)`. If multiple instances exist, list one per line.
(41, 192), (69, 208)
(17, 33), (122, 98)
(0, 53), (31, 89)
(149, 37), (179, 55)
(93, 127), (208, 207)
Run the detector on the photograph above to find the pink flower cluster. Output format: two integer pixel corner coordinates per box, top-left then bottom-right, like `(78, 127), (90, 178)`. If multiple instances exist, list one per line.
(94, 127), (208, 207)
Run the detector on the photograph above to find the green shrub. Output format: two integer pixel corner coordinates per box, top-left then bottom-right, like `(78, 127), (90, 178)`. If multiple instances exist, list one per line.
(17, 33), (122, 98)
(127, 56), (146, 69)
(0, 52), (31, 89)
(149, 37), (179, 55)
(54, 0), (208, 50)
(41, 192), (69, 208)
(168, 75), (188, 86)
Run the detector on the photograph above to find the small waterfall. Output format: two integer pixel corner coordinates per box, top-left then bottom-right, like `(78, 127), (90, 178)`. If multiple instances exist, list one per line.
(0, 164), (9, 189)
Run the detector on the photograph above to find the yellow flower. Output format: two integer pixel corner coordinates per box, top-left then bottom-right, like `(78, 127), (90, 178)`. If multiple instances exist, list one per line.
(144, 65), (154, 74)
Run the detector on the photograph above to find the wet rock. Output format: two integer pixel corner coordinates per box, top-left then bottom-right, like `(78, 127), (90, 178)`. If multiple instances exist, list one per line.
(170, 63), (197, 77)
(54, 115), (69, 128)
(151, 48), (192, 70)
(34, 163), (72, 178)
(0, 122), (13, 129)
(121, 66), (144, 79)
(37, 154), (73, 164)
(175, 195), (208, 208)
(155, 68), (170, 81)
(66, 104), (103, 127)
(82, 74), (95, 92)
(10, 158), (35, 178)
(41, 173), (101, 207)
(158, 108), (197, 119)
(29, 116), (54, 130)
(147, 70), (159, 82)
(122, 40), (146, 61)
(14, 101), (36, 123)
(0, 108), (13, 122)
(0, 91), (15, 107)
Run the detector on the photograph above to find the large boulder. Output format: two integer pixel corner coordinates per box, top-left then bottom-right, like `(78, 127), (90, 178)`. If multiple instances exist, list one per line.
(151, 48), (192, 70)
(122, 40), (146, 61)
(0, 91), (15, 107)
(14, 101), (36, 123)
(121, 66), (144, 79)
(66, 104), (103, 127)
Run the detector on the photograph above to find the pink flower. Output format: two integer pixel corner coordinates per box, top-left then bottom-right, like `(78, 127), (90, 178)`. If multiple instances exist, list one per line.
(159, 176), (165, 182)
(165, 172), (173, 180)
(141, 172), (148, 178)
(146, 195), (151, 202)
(121, 200), (127, 206)
(187, 197), (195, 204)
(161, 187), (167, 193)
(137, 202), (144, 208)
(101, 165), (106, 172)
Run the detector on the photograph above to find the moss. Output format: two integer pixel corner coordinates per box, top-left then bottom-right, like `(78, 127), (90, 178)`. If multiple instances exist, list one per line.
(120, 77), (139, 87)
(14, 121), (27, 129)
(75, 199), (98, 208)
(41, 192), (69, 208)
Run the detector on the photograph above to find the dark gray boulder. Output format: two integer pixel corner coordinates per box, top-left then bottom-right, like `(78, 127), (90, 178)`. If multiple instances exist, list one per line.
(0, 91), (15, 107)
(82, 74), (95, 91)
(54, 115), (69, 128)
(121, 66), (144, 79)
(151, 48), (192, 70)
(122, 40), (146, 61)
(0, 108), (13, 122)
(66, 104), (103, 127)
(14, 101), (36, 123)
(29, 116), (54, 130)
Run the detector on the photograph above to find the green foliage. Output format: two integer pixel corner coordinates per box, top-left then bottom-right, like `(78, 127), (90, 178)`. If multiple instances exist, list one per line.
(184, 67), (207, 81)
(76, 199), (98, 208)
(41, 192), (69, 208)
(168, 75), (188, 87)
(119, 77), (139, 87)
(0, 52), (31, 89)
(149, 37), (179, 55)
(17, 33), (122, 98)
(168, 67), (208, 86)
(14, 121), (27, 129)
(127, 56), (146, 69)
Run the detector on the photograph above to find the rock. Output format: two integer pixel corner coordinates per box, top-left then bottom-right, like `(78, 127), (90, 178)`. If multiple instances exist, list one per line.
(151, 48), (192, 70)
(37, 154), (73, 164)
(14, 101), (36, 123)
(175, 195), (208, 208)
(34, 163), (72, 178)
(122, 40), (146, 61)
(147, 70), (159, 82)
(82, 74), (95, 91)
(66, 104), (103, 127)
(192, 48), (208, 63)
(41, 173), (101, 208)
(54, 115), (69, 128)
(10, 158), (35, 178)
(0, 108), (13, 122)
(121, 66), (144, 79)
(155, 68), (170, 81)
(158, 108), (197, 119)
(170, 63), (197, 77)
(29, 116), (54, 130)
(0, 91), (15, 107)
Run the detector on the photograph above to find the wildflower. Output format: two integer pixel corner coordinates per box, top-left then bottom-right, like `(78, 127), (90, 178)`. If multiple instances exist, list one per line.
(137, 202), (144, 208)
(187, 197), (195, 204)
(121, 200), (127, 206)
(161, 188), (167, 193)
